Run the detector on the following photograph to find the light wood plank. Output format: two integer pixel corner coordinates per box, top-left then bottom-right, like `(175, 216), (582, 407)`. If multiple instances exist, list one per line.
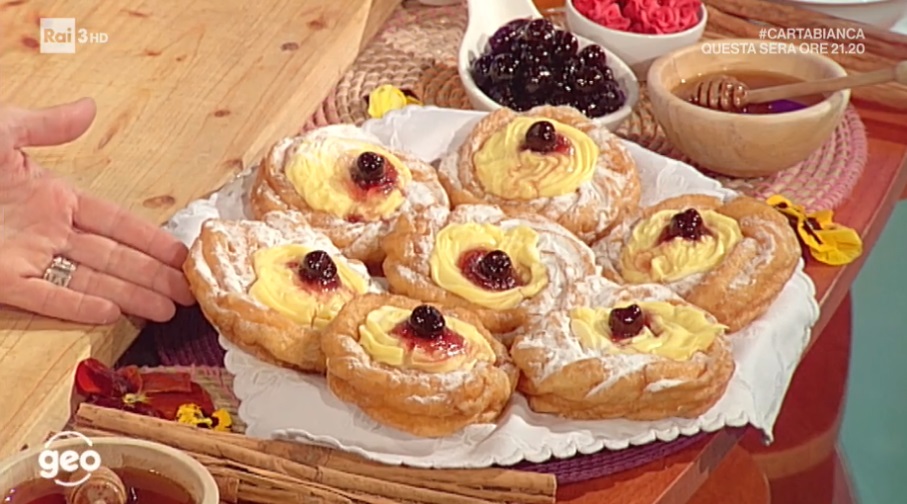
(0, 0), (401, 458)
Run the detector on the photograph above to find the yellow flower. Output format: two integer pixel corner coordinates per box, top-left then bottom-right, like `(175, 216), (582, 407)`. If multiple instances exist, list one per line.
(175, 404), (233, 432)
(366, 85), (421, 119)
(766, 194), (862, 266)
(210, 409), (233, 432)
(175, 404), (206, 426)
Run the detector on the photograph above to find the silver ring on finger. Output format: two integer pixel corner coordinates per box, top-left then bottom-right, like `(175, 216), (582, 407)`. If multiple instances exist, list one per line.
(43, 256), (78, 288)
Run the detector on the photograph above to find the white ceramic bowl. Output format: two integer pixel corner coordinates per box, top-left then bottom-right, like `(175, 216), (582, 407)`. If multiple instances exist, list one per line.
(771, 0), (907, 29)
(565, 0), (707, 76)
(0, 437), (219, 503)
(457, 0), (639, 131)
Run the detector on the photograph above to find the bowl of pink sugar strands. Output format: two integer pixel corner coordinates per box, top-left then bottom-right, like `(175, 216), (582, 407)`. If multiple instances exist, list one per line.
(565, 0), (707, 75)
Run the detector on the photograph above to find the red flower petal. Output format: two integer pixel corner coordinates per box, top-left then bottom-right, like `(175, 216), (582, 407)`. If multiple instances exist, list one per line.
(145, 383), (216, 420)
(75, 359), (132, 397)
(140, 372), (193, 394)
(117, 366), (143, 392)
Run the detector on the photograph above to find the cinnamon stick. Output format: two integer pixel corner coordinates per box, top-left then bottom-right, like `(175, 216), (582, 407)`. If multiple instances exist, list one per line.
(77, 404), (488, 504)
(78, 427), (551, 504)
(230, 484), (333, 504)
(706, 0), (907, 61)
(74, 404), (555, 504)
(226, 436), (554, 503)
(205, 465), (354, 504)
(194, 452), (401, 504)
(210, 474), (239, 502)
(78, 426), (424, 504)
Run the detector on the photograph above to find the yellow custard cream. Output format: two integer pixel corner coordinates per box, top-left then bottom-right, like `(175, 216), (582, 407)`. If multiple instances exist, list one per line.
(284, 139), (413, 221)
(472, 117), (599, 200)
(621, 210), (743, 283)
(358, 306), (496, 373)
(249, 245), (369, 328)
(570, 301), (726, 361)
(429, 223), (548, 310)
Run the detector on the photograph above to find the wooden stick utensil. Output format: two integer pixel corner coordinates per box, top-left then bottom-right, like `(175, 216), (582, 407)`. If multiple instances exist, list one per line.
(690, 61), (906, 111)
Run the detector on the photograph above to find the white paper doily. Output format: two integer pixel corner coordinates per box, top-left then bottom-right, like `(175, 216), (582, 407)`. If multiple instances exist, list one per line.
(165, 106), (819, 469)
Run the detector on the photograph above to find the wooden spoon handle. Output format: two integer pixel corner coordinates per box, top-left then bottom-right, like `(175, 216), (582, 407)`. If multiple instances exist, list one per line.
(747, 61), (907, 104)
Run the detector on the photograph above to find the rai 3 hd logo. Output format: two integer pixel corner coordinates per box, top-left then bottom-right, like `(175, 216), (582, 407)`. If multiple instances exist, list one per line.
(39, 18), (108, 54)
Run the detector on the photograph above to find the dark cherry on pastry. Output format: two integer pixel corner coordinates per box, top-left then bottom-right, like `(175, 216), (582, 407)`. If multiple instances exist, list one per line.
(350, 151), (397, 192)
(458, 249), (524, 291)
(608, 304), (646, 341)
(409, 305), (446, 339)
(523, 121), (570, 154)
(391, 305), (465, 358)
(659, 208), (711, 243)
(295, 250), (340, 291)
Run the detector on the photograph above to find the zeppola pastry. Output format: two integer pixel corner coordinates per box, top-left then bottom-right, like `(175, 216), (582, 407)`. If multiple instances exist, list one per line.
(183, 211), (384, 373)
(593, 194), (800, 332)
(437, 105), (640, 242)
(382, 204), (598, 338)
(511, 278), (735, 421)
(321, 293), (518, 437)
(250, 125), (450, 266)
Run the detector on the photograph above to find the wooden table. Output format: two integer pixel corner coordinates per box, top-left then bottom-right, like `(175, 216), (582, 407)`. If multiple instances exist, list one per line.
(557, 102), (907, 503)
(0, 0), (401, 458)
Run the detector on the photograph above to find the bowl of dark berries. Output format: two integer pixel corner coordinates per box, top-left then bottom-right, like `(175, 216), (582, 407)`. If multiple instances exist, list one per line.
(459, 17), (639, 131)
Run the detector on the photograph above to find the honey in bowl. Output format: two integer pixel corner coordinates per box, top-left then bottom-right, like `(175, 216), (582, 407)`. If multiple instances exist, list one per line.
(3, 467), (194, 504)
(675, 70), (826, 114)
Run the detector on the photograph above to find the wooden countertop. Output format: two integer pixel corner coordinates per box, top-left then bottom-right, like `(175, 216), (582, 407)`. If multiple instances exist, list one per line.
(0, 0), (400, 458)
(558, 101), (907, 502)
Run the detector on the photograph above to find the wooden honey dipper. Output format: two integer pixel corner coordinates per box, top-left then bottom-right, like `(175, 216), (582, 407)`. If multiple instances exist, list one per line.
(66, 467), (128, 504)
(690, 60), (907, 112)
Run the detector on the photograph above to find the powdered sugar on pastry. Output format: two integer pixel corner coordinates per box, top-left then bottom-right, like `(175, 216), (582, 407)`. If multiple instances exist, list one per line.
(515, 304), (654, 390)
(645, 379), (685, 393)
(728, 217), (778, 291)
(601, 194), (800, 334)
(336, 336), (488, 393)
(513, 279), (721, 391)
(447, 205), (597, 315)
(438, 128), (631, 234)
(666, 272), (705, 296)
(382, 203), (600, 338)
(591, 214), (635, 276)
(593, 199), (745, 295)
(187, 211), (382, 304)
(255, 125), (450, 262)
(438, 106), (640, 242)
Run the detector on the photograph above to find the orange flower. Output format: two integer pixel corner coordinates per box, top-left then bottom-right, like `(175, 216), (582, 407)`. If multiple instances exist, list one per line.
(766, 195), (862, 266)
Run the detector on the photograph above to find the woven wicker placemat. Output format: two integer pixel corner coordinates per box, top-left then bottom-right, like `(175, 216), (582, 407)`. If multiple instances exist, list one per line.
(304, 0), (868, 212)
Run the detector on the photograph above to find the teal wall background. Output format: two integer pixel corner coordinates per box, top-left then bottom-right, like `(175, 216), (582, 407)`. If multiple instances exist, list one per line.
(841, 202), (907, 504)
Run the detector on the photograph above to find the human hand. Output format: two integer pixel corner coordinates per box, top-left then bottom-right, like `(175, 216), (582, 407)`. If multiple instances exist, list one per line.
(0, 98), (196, 325)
